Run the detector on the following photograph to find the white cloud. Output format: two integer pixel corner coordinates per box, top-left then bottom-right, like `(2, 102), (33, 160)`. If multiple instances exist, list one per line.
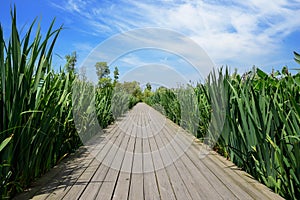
(80, 28), (214, 83)
(73, 42), (94, 52)
(50, 0), (300, 70)
(117, 54), (148, 67)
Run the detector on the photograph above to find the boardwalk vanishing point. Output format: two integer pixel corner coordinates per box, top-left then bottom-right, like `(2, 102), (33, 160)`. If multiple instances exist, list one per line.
(15, 103), (284, 200)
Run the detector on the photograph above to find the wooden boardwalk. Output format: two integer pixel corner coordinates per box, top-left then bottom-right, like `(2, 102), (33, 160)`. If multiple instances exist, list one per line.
(16, 103), (283, 200)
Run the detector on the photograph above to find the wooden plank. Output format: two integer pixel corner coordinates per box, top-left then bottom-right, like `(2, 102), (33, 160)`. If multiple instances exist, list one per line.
(22, 141), (102, 200)
(159, 126), (223, 200)
(94, 111), (136, 200)
(158, 119), (237, 199)
(157, 134), (199, 196)
(142, 111), (161, 200)
(89, 109), (136, 200)
(165, 117), (282, 200)
(44, 124), (122, 200)
(207, 151), (280, 200)
(151, 114), (199, 199)
(79, 114), (133, 199)
(148, 136), (176, 200)
(153, 126), (193, 200)
(61, 161), (99, 200)
(61, 131), (124, 200)
(145, 110), (176, 200)
(30, 122), (123, 199)
(128, 107), (144, 200)
(162, 121), (242, 200)
(165, 118), (255, 199)
(94, 133), (130, 200)
(111, 139), (134, 199)
(13, 148), (90, 200)
(59, 126), (120, 200)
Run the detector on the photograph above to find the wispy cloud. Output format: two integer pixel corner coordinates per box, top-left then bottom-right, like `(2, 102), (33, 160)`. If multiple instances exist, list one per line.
(73, 42), (94, 53)
(50, 0), (300, 70)
(117, 54), (149, 67)
(79, 28), (214, 85)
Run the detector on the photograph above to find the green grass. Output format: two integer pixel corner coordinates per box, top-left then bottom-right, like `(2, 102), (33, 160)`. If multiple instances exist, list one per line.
(0, 8), (80, 198)
(0, 8), (128, 198)
(146, 67), (300, 199)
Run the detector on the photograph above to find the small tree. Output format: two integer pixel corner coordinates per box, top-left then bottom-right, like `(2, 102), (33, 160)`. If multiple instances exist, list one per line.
(113, 66), (119, 85)
(95, 62), (111, 88)
(294, 51), (300, 65)
(143, 82), (153, 100)
(146, 82), (152, 91)
(95, 62), (110, 80)
(65, 51), (77, 73)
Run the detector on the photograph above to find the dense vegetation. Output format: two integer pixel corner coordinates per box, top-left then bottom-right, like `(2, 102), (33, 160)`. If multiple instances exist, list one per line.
(0, 10), (138, 198)
(145, 67), (300, 199)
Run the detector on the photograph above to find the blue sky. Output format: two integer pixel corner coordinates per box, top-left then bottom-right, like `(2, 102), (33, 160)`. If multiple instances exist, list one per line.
(1, 0), (300, 85)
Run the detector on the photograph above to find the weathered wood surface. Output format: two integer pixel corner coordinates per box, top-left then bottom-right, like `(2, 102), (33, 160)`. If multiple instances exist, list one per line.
(15, 103), (284, 200)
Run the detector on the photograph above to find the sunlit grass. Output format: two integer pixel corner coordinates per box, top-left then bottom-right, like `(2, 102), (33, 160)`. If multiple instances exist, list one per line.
(146, 67), (300, 199)
(0, 8), (119, 198)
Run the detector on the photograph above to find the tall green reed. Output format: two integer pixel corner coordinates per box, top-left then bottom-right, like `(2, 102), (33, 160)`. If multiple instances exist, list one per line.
(0, 7), (140, 198)
(0, 8), (79, 198)
(221, 68), (300, 199)
(0, 8), (84, 198)
(146, 67), (300, 199)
